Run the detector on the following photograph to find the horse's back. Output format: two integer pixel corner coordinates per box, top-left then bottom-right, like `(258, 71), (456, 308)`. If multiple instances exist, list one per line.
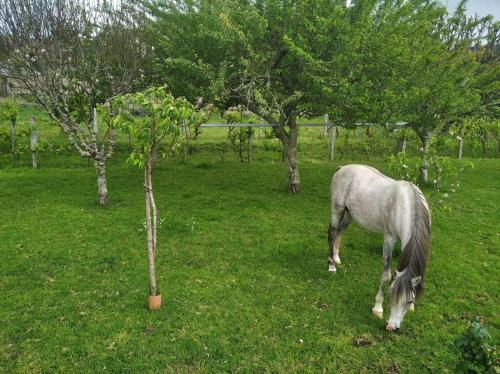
(331, 165), (413, 236)
(331, 164), (396, 202)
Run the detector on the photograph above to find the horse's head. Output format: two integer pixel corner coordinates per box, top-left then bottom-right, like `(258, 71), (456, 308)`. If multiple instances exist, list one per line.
(387, 270), (422, 330)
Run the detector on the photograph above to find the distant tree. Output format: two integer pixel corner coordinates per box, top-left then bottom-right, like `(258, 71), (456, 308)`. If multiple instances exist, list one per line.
(431, 1), (500, 160)
(0, 0), (152, 205)
(444, 0), (499, 120)
(111, 87), (204, 309)
(380, 2), (481, 182)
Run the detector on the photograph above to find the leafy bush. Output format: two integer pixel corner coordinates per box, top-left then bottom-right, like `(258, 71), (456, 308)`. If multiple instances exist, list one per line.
(223, 109), (255, 162)
(0, 98), (19, 122)
(455, 317), (498, 373)
(387, 152), (419, 183)
(451, 117), (500, 157)
(387, 150), (467, 193)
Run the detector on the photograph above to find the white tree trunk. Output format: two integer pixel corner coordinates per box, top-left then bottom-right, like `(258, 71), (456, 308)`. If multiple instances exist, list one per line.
(458, 137), (463, 159)
(144, 162), (158, 296)
(30, 117), (38, 168)
(95, 159), (108, 207)
(401, 138), (407, 153)
(281, 118), (300, 193)
(285, 144), (300, 192)
(10, 117), (16, 167)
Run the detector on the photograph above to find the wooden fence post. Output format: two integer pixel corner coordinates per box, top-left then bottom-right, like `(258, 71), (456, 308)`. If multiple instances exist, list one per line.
(323, 114), (328, 138)
(325, 114), (335, 161)
(30, 117), (38, 168)
(401, 137), (407, 153)
(10, 115), (16, 167)
(330, 123), (335, 161)
(457, 136), (463, 160)
(248, 126), (253, 162)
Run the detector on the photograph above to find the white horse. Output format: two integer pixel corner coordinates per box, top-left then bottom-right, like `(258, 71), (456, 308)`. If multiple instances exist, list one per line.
(328, 164), (431, 330)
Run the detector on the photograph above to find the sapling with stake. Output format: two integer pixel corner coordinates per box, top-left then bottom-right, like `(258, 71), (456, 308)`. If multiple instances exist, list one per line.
(110, 87), (203, 310)
(0, 99), (19, 167)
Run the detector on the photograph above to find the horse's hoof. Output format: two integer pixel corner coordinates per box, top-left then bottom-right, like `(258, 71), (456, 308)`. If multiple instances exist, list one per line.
(372, 308), (383, 319)
(408, 303), (415, 312)
(328, 264), (337, 272)
(334, 257), (341, 265)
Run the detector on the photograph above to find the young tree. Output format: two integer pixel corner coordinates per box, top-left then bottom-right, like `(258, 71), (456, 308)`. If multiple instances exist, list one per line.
(111, 87), (204, 309)
(0, 98), (18, 166)
(0, 0), (151, 205)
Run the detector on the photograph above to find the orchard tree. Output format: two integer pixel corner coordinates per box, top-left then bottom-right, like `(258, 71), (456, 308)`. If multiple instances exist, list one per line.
(441, 1), (499, 158)
(444, 0), (499, 120)
(148, 0), (352, 192)
(0, 0), (152, 206)
(111, 87), (204, 309)
(384, 3), (481, 182)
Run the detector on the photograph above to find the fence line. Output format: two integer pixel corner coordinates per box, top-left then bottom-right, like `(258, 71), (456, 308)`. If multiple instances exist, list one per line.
(199, 120), (409, 161)
(199, 121), (408, 128)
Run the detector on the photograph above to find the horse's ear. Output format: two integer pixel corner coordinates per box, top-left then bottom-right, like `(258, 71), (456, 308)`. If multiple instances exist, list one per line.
(411, 276), (422, 288)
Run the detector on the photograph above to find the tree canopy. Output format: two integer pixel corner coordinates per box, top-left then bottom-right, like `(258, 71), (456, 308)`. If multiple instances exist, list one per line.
(145, 0), (486, 190)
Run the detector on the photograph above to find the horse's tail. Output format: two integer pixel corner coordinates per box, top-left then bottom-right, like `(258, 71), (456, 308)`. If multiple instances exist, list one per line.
(393, 185), (431, 299)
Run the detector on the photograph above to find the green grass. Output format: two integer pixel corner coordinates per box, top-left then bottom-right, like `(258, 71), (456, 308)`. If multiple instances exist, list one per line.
(0, 105), (499, 372)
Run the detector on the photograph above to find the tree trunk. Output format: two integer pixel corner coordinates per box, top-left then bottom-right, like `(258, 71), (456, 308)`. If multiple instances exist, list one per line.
(247, 127), (253, 162)
(478, 129), (487, 157)
(239, 130), (243, 162)
(246, 103), (300, 192)
(277, 115), (301, 193)
(419, 129), (431, 183)
(95, 159), (109, 207)
(284, 144), (300, 193)
(280, 115), (300, 193)
(10, 116), (16, 167)
(1, 76), (8, 97)
(144, 162), (158, 297)
(30, 117), (38, 168)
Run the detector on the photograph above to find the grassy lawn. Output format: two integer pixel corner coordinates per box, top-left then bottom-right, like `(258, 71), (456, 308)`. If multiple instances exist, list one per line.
(0, 108), (499, 372)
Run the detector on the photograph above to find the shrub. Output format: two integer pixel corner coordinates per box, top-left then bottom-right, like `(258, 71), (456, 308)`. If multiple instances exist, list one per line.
(455, 317), (498, 373)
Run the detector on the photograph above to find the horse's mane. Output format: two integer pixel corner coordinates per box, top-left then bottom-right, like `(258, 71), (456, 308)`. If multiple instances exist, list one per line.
(391, 185), (431, 301)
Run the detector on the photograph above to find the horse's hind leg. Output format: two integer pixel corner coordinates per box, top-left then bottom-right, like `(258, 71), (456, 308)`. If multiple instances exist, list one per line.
(328, 208), (352, 272)
(372, 235), (396, 319)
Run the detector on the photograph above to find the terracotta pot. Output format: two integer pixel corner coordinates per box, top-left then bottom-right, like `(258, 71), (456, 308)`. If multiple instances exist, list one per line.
(148, 294), (162, 310)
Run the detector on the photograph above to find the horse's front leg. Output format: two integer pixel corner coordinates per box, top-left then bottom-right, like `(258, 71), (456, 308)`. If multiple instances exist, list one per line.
(372, 236), (396, 319)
